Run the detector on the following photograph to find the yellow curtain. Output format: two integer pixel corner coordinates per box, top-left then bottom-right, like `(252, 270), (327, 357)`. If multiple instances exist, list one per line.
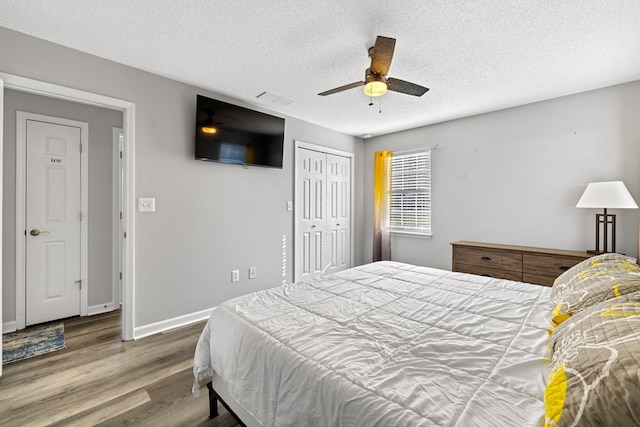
(373, 150), (392, 261)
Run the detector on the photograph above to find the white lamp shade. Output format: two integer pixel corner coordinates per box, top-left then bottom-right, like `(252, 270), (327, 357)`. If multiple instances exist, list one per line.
(576, 181), (638, 209)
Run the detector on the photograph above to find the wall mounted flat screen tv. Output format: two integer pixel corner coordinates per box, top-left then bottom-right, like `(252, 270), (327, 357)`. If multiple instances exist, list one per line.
(195, 95), (285, 168)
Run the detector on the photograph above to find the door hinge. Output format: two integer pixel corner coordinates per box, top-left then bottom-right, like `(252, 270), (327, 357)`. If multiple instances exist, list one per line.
(80, 212), (84, 221)
(124, 231), (127, 239)
(120, 151), (123, 159)
(119, 272), (122, 280)
(80, 144), (83, 153)
(120, 211), (123, 220)
(74, 280), (82, 289)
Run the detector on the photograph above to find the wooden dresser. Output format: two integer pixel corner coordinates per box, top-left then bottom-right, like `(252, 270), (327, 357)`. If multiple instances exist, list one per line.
(451, 241), (591, 287)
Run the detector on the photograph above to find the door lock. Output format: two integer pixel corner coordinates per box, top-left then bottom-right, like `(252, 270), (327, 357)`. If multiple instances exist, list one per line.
(29, 229), (50, 236)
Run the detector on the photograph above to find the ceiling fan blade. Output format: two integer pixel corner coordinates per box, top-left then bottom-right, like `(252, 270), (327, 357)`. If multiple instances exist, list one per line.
(318, 81), (364, 96)
(387, 78), (430, 97)
(369, 36), (396, 76)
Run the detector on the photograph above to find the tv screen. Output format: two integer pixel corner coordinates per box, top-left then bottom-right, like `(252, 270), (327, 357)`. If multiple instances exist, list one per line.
(195, 95), (285, 168)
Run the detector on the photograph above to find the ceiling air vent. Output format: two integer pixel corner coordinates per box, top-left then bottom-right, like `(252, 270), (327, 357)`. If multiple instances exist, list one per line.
(256, 91), (294, 107)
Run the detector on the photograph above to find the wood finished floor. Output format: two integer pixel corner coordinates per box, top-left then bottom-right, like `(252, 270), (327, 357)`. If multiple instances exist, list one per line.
(0, 310), (240, 427)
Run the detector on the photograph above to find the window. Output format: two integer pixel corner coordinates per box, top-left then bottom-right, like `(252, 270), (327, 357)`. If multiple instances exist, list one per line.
(389, 151), (431, 235)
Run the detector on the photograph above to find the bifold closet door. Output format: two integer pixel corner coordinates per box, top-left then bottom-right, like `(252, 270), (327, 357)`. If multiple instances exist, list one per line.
(296, 148), (327, 280)
(296, 147), (352, 282)
(325, 154), (351, 275)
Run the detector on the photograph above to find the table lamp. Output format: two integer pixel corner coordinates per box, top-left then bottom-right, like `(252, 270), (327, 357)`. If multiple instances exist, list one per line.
(576, 181), (638, 253)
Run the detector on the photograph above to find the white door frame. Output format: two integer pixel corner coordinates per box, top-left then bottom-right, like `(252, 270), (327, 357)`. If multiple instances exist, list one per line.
(16, 112), (89, 327)
(0, 72), (136, 341)
(294, 140), (354, 282)
(112, 127), (123, 309)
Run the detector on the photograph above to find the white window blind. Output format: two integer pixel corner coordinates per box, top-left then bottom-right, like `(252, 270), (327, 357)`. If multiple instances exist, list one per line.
(389, 151), (431, 234)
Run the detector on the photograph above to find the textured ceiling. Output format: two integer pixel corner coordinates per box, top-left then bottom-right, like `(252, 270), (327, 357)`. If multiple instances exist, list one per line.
(1, 1), (640, 138)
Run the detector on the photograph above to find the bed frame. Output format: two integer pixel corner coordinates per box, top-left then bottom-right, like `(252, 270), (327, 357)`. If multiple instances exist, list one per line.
(207, 381), (246, 425)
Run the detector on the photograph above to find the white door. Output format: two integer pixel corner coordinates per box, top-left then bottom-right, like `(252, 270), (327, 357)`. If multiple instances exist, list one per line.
(295, 145), (352, 282)
(326, 154), (351, 275)
(296, 148), (327, 280)
(25, 119), (82, 325)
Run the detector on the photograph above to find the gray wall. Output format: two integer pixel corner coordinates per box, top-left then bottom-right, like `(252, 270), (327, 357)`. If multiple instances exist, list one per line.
(0, 27), (364, 327)
(364, 80), (640, 269)
(3, 89), (122, 323)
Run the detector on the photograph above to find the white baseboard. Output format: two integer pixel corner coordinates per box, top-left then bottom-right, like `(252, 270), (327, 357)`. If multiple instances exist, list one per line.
(88, 302), (116, 316)
(3, 306), (213, 338)
(2, 320), (17, 334)
(133, 307), (215, 340)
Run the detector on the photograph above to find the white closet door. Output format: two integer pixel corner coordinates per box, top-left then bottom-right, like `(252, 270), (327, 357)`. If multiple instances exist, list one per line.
(325, 154), (351, 275)
(296, 148), (327, 281)
(295, 146), (352, 282)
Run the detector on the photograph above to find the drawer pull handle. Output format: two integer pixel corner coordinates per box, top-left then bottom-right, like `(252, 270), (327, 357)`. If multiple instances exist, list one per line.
(480, 256), (492, 261)
(559, 266), (570, 271)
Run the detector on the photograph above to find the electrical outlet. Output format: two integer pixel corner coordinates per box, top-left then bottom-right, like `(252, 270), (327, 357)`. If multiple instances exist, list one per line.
(231, 270), (240, 282)
(249, 267), (256, 279)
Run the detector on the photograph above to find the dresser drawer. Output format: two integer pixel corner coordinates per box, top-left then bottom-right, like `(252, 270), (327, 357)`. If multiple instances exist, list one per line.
(523, 254), (585, 287)
(455, 263), (523, 282)
(453, 247), (523, 272)
(523, 254), (583, 276)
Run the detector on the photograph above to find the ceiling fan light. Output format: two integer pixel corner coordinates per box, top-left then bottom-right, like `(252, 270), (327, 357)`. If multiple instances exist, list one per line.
(201, 126), (217, 134)
(364, 80), (387, 97)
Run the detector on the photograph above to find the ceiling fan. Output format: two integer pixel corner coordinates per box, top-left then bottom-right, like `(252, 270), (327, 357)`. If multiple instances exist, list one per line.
(318, 36), (429, 98)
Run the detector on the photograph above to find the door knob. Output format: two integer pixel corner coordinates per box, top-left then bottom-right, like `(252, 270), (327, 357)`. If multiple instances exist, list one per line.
(30, 229), (49, 236)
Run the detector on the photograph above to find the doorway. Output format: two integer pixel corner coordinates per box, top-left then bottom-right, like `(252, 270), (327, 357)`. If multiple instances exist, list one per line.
(0, 73), (136, 348)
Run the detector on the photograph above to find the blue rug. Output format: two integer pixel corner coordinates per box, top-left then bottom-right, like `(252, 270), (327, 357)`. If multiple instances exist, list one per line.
(2, 323), (65, 364)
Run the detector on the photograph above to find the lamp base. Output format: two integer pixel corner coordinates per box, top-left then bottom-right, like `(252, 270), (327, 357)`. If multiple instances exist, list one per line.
(593, 209), (616, 254)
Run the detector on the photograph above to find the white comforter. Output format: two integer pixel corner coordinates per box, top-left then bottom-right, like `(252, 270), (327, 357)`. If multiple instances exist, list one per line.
(194, 261), (553, 426)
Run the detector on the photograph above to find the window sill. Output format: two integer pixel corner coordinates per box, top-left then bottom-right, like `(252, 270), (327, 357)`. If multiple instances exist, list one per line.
(390, 231), (433, 240)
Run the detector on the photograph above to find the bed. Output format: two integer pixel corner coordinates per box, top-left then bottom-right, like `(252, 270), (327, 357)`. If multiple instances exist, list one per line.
(193, 258), (640, 426)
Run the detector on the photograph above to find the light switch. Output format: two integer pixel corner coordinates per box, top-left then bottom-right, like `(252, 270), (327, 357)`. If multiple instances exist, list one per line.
(138, 197), (156, 212)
